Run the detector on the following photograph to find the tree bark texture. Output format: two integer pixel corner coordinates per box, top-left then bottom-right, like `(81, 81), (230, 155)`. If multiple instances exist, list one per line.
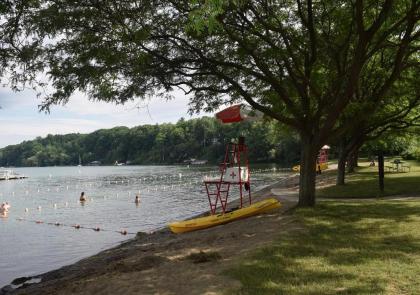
(298, 140), (318, 207)
(347, 149), (359, 173)
(337, 155), (346, 186)
(336, 140), (346, 185)
(378, 151), (385, 195)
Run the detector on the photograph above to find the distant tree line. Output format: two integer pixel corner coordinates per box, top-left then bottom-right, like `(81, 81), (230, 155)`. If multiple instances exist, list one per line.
(1, 116), (418, 168)
(0, 117), (303, 167)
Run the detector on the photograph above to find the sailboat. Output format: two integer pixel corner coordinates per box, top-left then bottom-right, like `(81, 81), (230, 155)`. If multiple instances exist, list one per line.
(77, 155), (82, 167)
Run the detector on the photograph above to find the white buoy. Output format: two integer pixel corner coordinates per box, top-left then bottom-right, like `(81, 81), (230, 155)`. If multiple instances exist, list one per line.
(54, 203), (57, 208)
(25, 208), (29, 212)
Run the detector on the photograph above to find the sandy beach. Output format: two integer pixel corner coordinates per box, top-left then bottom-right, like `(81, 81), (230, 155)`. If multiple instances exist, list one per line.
(4, 173), (335, 295)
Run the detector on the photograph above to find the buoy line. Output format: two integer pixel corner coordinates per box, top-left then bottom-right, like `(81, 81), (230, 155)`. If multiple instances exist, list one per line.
(15, 217), (134, 235)
(5, 169), (288, 212)
(15, 176), (274, 214)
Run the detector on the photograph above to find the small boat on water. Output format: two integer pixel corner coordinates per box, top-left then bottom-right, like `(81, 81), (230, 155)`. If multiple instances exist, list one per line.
(168, 198), (281, 234)
(0, 170), (27, 181)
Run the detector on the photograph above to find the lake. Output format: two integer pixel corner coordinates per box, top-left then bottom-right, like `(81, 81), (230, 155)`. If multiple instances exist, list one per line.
(0, 165), (290, 287)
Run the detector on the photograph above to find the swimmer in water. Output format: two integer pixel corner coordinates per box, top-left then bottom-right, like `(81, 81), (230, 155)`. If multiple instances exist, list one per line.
(0, 202), (10, 216)
(1, 202), (10, 212)
(135, 194), (140, 205)
(80, 192), (86, 202)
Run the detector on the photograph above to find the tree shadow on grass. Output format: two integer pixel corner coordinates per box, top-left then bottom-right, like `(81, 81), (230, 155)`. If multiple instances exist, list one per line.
(227, 201), (420, 295)
(318, 175), (420, 199)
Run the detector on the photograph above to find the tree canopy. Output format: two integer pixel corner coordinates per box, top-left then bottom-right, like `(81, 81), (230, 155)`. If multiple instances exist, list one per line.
(2, 0), (419, 206)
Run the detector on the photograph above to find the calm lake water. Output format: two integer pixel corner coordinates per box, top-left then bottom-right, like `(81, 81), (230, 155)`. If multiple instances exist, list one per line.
(0, 165), (290, 287)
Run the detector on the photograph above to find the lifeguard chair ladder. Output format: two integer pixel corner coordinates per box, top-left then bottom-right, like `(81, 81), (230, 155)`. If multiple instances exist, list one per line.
(204, 138), (252, 214)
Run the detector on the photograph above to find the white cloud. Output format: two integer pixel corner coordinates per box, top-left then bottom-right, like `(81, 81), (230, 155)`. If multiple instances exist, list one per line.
(54, 90), (195, 122)
(0, 89), (40, 110)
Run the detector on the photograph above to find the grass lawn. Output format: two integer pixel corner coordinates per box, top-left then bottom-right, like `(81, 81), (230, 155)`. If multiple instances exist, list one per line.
(227, 200), (420, 294)
(227, 159), (420, 294)
(317, 160), (420, 198)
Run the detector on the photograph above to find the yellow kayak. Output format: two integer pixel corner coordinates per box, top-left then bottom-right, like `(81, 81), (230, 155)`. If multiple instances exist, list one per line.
(292, 162), (328, 172)
(169, 198), (281, 234)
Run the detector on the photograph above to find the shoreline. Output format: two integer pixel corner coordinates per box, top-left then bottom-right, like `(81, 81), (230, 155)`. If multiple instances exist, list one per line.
(3, 173), (302, 295)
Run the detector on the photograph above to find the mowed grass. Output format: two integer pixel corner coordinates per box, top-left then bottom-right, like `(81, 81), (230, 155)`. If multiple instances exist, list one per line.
(317, 160), (420, 198)
(227, 200), (420, 294)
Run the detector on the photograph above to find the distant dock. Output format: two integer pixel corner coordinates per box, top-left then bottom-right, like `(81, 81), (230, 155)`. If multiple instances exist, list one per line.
(0, 170), (27, 181)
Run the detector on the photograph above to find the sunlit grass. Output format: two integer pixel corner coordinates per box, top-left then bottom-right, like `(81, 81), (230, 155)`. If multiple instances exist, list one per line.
(227, 200), (420, 294)
(317, 160), (420, 198)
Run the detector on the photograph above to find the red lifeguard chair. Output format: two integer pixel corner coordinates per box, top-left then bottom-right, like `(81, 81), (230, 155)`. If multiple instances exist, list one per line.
(317, 145), (330, 171)
(204, 137), (251, 214)
(203, 104), (262, 215)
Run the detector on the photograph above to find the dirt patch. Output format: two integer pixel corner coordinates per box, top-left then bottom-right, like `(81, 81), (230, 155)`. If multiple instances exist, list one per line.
(109, 255), (170, 273)
(186, 251), (222, 264)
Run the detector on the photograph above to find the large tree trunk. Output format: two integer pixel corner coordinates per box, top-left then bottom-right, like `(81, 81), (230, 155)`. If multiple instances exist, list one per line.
(347, 148), (359, 173)
(378, 151), (384, 195)
(336, 140), (346, 185)
(298, 139), (319, 207)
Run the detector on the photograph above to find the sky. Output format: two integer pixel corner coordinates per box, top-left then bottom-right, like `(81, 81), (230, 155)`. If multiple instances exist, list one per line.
(0, 88), (207, 148)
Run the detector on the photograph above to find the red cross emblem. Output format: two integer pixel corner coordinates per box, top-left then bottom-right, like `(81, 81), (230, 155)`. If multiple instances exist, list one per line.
(230, 171), (236, 179)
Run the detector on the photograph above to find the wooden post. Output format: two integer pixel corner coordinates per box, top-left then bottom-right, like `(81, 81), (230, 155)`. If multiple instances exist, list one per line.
(378, 151), (384, 195)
